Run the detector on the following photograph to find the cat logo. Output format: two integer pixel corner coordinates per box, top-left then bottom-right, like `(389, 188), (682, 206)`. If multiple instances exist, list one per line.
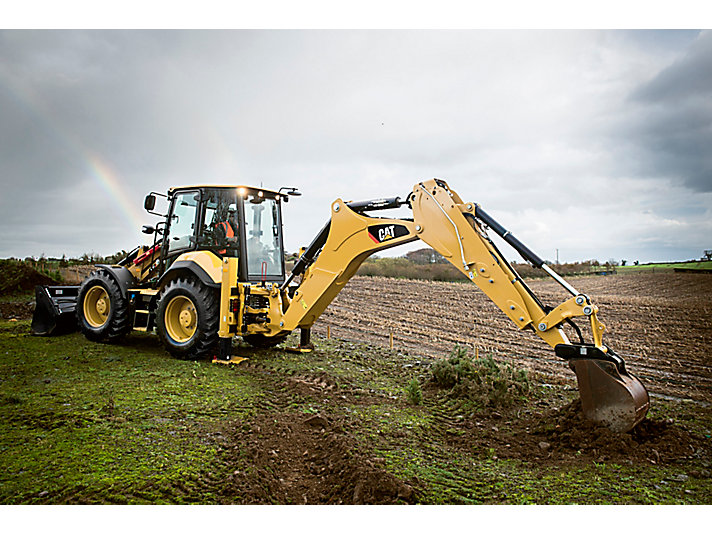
(368, 223), (410, 244)
(379, 225), (396, 241)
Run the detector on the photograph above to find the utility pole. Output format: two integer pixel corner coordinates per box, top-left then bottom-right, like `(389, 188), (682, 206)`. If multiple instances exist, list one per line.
(556, 248), (559, 265)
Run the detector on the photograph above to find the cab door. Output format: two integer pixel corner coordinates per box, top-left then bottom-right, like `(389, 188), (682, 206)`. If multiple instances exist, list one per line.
(165, 190), (200, 259)
(240, 192), (285, 283)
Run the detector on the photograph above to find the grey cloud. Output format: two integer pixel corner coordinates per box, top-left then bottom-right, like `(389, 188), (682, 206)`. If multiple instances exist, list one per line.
(0, 30), (709, 263)
(626, 30), (712, 192)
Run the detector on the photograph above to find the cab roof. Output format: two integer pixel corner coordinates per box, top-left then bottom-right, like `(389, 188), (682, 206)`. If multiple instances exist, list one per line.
(167, 185), (282, 196)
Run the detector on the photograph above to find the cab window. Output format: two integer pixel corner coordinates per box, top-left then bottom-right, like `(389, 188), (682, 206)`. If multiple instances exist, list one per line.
(244, 194), (283, 279)
(168, 191), (199, 254)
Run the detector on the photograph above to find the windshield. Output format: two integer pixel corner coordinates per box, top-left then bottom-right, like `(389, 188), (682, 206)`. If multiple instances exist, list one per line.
(244, 194), (283, 279)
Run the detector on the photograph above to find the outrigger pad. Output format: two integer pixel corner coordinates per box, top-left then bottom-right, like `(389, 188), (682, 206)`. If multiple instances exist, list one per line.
(31, 285), (79, 336)
(285, 346), (314, 354)
(212, 356), (249, 365)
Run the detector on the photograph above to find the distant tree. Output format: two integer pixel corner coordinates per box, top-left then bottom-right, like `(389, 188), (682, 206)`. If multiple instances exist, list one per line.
(621, 259), (627, 266)
(104, 250), (129, 264)
(406, 248), (446, 264)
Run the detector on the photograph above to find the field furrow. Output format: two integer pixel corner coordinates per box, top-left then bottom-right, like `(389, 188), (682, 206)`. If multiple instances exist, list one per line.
(314, 273), (712, 402)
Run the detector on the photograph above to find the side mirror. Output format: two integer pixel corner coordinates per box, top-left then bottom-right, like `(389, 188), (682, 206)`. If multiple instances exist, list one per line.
(142, 225), (155, 235)
(279, 187), (302, 201)
(144, 194), (156, 211)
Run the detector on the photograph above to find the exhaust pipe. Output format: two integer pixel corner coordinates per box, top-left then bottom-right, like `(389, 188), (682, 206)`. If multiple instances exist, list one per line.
(31, 285), (80, 336)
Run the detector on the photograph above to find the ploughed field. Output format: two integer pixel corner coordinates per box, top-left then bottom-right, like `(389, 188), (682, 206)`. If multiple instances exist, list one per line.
(318, 272), (712, 404)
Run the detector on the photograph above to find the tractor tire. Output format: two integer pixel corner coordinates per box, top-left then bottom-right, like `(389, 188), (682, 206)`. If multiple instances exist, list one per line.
(77, 270), (132, 342)
(243, 332), (289, 349)
(156, 277), (219, 360)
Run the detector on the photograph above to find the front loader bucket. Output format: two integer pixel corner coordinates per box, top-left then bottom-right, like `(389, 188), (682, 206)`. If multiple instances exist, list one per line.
(31, 285), (80, 336)
(556, 344), (649, 432)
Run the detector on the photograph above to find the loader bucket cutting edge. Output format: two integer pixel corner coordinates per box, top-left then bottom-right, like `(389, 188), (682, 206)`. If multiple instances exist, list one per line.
(569, 358), (650, 433)
(31, 285), (80, 336)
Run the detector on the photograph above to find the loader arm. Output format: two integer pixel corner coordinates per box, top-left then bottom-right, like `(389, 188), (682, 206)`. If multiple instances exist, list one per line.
(282, 178), (649, 432)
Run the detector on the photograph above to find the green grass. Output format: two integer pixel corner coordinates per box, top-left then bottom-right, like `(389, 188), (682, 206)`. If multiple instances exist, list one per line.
(1, 319), (710, 504)
(0, 320), (262, 504)
(618, 261), (712, 272)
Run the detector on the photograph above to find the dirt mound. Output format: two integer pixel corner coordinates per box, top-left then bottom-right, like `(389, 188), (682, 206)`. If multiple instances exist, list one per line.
(530, 400), (704, 465)
(0, 301), (35, 320)
(218, 411), (415, 504)
(0, 260), (57, 296)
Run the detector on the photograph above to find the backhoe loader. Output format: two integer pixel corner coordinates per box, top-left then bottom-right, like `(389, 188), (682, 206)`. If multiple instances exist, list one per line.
(32, 179), (649, 432)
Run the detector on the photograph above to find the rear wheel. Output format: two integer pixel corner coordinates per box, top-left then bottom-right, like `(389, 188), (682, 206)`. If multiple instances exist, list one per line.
(77, 270), (131, 342)
(156, 277), (219, 360)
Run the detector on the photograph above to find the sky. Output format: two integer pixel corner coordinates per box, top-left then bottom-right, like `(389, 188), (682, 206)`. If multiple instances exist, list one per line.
(1, 27), (710, 264)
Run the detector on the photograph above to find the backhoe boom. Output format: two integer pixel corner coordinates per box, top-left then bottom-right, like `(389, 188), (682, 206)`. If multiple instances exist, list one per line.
(282, 178), (649, 431)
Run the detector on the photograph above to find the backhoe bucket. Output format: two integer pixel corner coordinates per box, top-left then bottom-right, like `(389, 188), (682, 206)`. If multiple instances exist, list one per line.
(555, 344), (649, 432)
(569, 358), (649, 432)
(31, 285), (79, 336)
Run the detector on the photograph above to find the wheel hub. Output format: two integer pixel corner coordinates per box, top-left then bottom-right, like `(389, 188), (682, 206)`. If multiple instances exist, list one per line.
(179, 308), (195, 328)
(164, 295), (198, 343)
(83, 285), (110, 328)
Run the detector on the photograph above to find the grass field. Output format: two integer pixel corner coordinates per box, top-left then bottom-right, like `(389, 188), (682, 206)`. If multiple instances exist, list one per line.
(1, 316), (710, 505)
(618, 261), (712, 272)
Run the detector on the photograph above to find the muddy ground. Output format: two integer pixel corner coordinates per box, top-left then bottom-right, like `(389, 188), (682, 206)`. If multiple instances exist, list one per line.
(1, 270), (711, 504)
(212, 351), (710, 504)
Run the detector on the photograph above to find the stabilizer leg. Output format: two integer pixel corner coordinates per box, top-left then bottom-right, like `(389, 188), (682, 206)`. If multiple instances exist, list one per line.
(212, 337), (248, 365)
(286, 327), (315, 353)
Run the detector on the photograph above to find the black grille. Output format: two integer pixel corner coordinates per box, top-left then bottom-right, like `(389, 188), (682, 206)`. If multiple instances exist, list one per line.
(246, 294), (270, 310)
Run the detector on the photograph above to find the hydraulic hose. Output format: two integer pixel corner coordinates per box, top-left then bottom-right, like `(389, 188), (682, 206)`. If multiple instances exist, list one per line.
(474, 205), (545, 268)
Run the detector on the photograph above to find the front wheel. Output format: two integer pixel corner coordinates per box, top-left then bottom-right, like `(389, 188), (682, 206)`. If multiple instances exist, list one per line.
(156, 277), (219, 360)
(77, 270), (131, 342)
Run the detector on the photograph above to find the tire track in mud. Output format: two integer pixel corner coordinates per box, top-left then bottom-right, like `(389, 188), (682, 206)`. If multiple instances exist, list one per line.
(313, 273), (712, 402)
(210, 359), (417, 504)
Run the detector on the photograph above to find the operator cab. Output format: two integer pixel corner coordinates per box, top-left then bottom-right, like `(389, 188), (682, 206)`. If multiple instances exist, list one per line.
(145, 185), (287, 283)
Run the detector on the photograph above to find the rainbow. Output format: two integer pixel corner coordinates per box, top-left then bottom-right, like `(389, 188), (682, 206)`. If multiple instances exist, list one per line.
(0, 70), (146, 232)
(84, 152), (146, 230)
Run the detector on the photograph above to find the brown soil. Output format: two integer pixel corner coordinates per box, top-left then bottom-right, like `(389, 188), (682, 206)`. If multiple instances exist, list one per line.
(219, 411), (415, 504)
(58, 265), (95, 284)
(4, 266), (710, 503)
(0, 300), (35, 320)
(317, 273), (712, 403)
(0, 264), (94, 320)
(457, 397), (707, 467)
(212, 364), (416, 504)
(206, 351), (711, 504)
(0, 260), (57, 296)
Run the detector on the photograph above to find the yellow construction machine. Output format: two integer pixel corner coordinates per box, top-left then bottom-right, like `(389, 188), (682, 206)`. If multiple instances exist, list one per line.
(32, 179), (649, 431)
